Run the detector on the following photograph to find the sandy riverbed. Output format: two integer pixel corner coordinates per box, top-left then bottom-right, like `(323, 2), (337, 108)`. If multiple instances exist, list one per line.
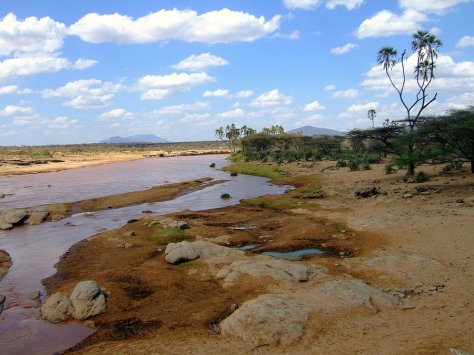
(36, 160), (474, 354)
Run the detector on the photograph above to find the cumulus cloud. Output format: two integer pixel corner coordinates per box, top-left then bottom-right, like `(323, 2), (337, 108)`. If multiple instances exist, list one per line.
(445, 92), (474, 110)
(0, 13), (66, 55)
(332, 89), (359, 98)
(456, 35), (474, 48)
(273, 30), (300, 40)
(283, 0), (322, 10)
(138, 72), (215, 101)
(330, 43), (359, 55)
(173, 53), (229, 71)
(97, 108), (133, 121)
(303, 100), (325, 111)
(0, 105), (34, 116)
(203, 89), (230, 98)
(48, 116), (80, 129)
(399, 0), (472, 15)
(216, 108), (254, 119)
(356, 10), (427, 39)
(250, 89), (293, 108)
(326, 0), (364, 10)
(68, 9), (281, 44)
(0, 85), (19, 95)
(361, 53), (474, 94)
(180, 113), (213, 125)
(324, 84), (336, 91)
(340, 101), (379, 117)
(234, 90), (255, 98)
(42, 79), (122, 109)
(147, 102), (209, 117)
(0, 56), (96, 81)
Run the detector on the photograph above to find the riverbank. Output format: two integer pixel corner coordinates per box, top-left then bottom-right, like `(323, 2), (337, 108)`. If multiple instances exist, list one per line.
(0, 144), (228, 176)
(39, 160), (474, 354)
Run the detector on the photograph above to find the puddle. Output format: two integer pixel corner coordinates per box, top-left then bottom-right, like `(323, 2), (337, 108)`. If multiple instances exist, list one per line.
(262, 249), (323, 260)
(232, 244), (256, 251)
(228, 225), (257, 231)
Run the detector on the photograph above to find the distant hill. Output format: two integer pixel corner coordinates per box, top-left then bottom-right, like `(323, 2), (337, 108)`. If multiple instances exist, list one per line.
(287, 126), (344, 136)
(101, 135), (167, 144)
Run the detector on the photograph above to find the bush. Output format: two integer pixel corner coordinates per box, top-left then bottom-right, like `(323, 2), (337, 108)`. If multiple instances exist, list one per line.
(209, 162), (216, 168)
(336, 159), (347, 168)
(230, 172), (238, 176)
(454, 161), (463, 169)
(442, 163), (452, 173)
(362, 158), (371, 170)
(348, 156), (360, 171)
(220, 193), (231, 199)
(385, 164), (395, 174)
(414, 171), (429, 183)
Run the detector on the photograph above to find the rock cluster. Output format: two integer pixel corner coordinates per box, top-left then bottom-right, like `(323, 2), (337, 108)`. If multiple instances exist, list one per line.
(0, 208), (50, 230)
(41, 281), (107, 323)
(355, 186), (380, 198)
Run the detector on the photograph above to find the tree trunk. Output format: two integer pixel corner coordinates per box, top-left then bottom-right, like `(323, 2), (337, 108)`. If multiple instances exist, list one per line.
(406, 142), (415, 176)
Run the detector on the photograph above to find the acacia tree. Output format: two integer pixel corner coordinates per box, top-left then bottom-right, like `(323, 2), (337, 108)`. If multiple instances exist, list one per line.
(377, 30), (442, 175)
(215, 124), (256, 153)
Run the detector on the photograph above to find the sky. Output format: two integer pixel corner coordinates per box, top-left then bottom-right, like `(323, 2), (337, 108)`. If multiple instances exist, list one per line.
(0, 0), (473, 145)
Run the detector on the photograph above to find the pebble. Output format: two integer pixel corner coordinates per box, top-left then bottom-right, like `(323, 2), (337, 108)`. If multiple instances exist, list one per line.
(123, 231), (136, 237)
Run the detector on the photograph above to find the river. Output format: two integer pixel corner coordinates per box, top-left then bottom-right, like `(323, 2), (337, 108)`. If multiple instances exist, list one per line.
(0, 154), (287, 355)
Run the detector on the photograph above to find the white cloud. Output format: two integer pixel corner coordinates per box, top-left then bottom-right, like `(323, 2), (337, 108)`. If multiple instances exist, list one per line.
(42, 79), (122, 109)
(332, 89), (359, 98)
(456, 35), (474, 48)
(0, 13), (66, 55)
(148, 102), (210, 117)
(251, 89), (293, 108)
(303, 100), (325, 111)
(216, 108), (248, 119)
(361, 53), (474, 94)
(0, 56), (96, 81)
(445, 92), (474, 110)
(326, 0), (364, 10)
(399, 0), (472, 15)
(340, 101), (379, 117)
(138, 72), (215, 101)
(273, 30), (300, 40)
(324, 84), (336, 91)
(330, 43), (359, 55)
(48, 116), (80, 129)
(234, 90), (255, 98)
(97, 108), (133, 121)
(283, 0), (322, 10)
(180, 113), (213, 125)
(0, 105), (34, 116)
(0, 85), (18, 95)
(356, 10), (427, 39)
(173, 53), (228, 71)
(68, 9), (281, 44)
(203, 89), (230, 98)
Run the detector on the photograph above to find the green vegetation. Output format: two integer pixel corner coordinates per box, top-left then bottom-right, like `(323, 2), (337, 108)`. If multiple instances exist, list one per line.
(242, 196), (298, 211)
(147, 227), (187, 244)
(223, 163), (283, 179)
(209, 162), (216, 168)
(414, 171), (430, 183)
(220, 193), (231, 199)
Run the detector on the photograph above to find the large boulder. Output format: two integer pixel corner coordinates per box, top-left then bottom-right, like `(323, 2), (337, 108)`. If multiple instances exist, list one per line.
(0, 222), (13, 230)
(220, 294), (309, 347)
(165, 241), (200, 264)
(2, 209), (28, 225)
(26, 211), (49, 225)
(41, 292), (73, 323)
(70, 280), (107, 320)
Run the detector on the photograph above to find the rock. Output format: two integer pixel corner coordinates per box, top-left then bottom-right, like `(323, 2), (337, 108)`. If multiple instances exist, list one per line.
(50, 213), (66, 222)
(157, 218), (188, 230)
(2, 209), (28, 225)
(0, 294), (5, 314)
(26, 211), (49, 225)
(402, 193), (413, 199)
(355, 186), (379, 198)
(41, 292), (73, 323)
(70, 281), (107, 320)
(0, 222), (13, 230)
(0, 193), (4, 198)
(142, 210), (153, 214)
(318, 279), (396, 309)
(127, 219), (139, 224)
(165, 241), (200, 264)
(30, 291), (41, 300)
(123, 231), (136, 237)
(220, 294), (309, 347)
(216, 258), (312, 286)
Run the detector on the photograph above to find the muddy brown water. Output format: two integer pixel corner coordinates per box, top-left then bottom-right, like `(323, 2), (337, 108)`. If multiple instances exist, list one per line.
(0, 155), (287, 355)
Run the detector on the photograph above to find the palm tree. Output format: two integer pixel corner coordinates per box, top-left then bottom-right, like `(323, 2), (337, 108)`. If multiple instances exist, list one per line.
(376, 47), (398, 71)
(368, 109), (376, 128)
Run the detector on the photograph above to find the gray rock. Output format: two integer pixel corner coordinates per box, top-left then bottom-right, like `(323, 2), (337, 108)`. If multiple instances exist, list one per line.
(165, 241), (200, 264)
(402, 193), (413, 199)
(70, 281), (107, 320)
(158, 218), (188, 230)
(41, 292), (73, 323)
(30, 291), (41, 300)
(0, 193), (4, 199)
(220, 294), (309, 347)
(2, 209), (28, 225)
(123, 231), (136, 237)
(0, 222), (13, 230)
(26, 211), (49, 225)
(355, 186), (379, 198)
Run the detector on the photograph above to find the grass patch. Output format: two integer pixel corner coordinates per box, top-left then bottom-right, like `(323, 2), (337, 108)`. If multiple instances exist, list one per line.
(223, 163), (282, 180)
(242, 196), (298, 211)
(146, 227), (188, 244)
(333, 223), (347, 232)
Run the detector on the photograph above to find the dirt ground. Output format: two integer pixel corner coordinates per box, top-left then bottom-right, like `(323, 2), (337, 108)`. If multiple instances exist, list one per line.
(35, 159), (474, 355)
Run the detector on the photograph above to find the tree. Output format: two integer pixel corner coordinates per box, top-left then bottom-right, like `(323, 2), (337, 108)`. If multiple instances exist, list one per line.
(377, 30), (442, 175)
(368, 109), (376, 128)
(261, 125), (285, 135)
(215, 124), (242, 153)
(420, 108), (474, 173)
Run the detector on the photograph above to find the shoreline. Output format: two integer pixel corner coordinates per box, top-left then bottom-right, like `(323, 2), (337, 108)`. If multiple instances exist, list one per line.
(37, 160), (474, 354)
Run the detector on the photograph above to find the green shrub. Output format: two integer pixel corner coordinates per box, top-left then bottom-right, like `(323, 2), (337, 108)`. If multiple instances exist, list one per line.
(362, 158), (371, 170)
(442, 163), (452, 173)
(230, 171), (238, 176)
(147, 227), (187, 244)
(348, 156), (360, 171)
(385, 164), (395, 174)
(414, 171), (429, 183)
(220, 193), (231, 199)
(209, 162), (216, 168)
(454, 161), (463, 169)
(336, 159), (347, 168)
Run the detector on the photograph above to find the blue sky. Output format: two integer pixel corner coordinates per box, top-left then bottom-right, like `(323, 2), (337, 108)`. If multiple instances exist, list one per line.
(0, 0), (473, 145)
